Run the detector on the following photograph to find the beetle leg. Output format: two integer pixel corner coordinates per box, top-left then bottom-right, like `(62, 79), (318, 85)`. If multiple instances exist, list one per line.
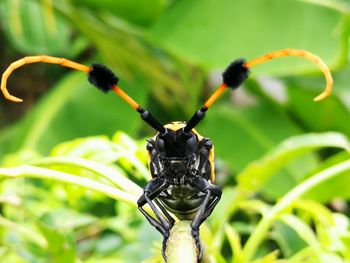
(137, 177), (173, 231)
(144, 193), (172, 233)
(155, 199), (176, 226)
(191, 177), (222, 262)
(192, 190), (211, 261)
(137, 177), (174, 261)
(139, 206), (167, 236)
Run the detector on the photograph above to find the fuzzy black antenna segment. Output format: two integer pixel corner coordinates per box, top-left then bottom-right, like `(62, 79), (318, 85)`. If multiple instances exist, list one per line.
(222, 59), (249, 89)
(88, 63), (119, 93)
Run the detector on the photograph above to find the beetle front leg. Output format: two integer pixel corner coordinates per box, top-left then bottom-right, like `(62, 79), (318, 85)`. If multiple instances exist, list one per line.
(137, 177), (175, 261)
(191, 177), (222, 262)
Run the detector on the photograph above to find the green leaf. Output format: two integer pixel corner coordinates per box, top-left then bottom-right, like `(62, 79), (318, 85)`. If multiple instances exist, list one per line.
(317, 213), (350, 256)
(279, 214), (318, 247)
(294, 200), (334, 226)
(286, 82), (350, 138)
(149, 0), (349, 74)
(0, 215), (47, 248)
(31, 156), (143, 195)
(50, 134), (149, 181)
(38, 208), (97, 230)
(202, 103), (303, 173)
(284, 247), (319, 263)
(242, 159), (350, 262)
(94, 234), (122, 254)
(71, 0), (168, 25)
(272, 221), (308, 258)
(54, 1), (193, 113)
(0, 165), (139, 206)
(225, 224), (243, 263)
(237, 132), (350, 195)
(303, 152), (350, 202)
(318, 251), (343, 263)
(298, 0), (350, 14)
(50, 136), (115, 159)
(0, 0), (85, 56)
(37, 213), (76, 263)
(251, 250), (279, 263)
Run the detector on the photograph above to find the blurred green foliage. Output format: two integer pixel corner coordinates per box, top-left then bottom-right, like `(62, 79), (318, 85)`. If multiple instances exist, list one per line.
(0, 0), (350, 262)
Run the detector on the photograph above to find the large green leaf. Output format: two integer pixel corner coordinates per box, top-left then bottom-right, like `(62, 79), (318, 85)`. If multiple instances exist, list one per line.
(237, 132), (350, 197)
(149, 0), (349, 74)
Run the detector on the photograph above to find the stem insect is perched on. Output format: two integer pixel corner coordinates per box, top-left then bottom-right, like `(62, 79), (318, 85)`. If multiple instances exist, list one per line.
(1, 49), (333, 262)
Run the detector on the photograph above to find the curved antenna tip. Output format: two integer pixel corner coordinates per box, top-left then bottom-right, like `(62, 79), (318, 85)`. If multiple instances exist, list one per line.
(246, 49), (333, 103)
(1, 55), (91, 104)
(313, 92), (329, 102)
(5, 95), (23, 103)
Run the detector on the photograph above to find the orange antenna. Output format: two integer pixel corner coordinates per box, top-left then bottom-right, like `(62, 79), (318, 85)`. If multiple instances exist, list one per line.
(203, 49), (332, 109)
(185, 49), (333, 132)
(1, 56), (90, 103)
(244, 49), (333, 102)
(1, 55), (165, 132)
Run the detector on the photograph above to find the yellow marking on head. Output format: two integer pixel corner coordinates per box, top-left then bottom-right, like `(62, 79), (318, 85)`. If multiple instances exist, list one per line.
(164, 121), (187, 131)
(162, 121), (205, 141)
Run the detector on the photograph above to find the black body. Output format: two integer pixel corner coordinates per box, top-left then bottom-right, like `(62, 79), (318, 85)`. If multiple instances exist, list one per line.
(137, 123), (222, 262)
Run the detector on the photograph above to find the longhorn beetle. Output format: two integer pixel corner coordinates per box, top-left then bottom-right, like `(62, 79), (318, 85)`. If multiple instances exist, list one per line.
(1, 49), (332, 262)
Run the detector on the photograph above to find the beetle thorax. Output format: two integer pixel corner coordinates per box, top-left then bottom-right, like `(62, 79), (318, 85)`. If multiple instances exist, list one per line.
(147, 122), (202, 184)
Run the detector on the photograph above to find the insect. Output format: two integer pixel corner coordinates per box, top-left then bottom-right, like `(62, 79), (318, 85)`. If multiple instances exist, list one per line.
(1, 49), (332, 262)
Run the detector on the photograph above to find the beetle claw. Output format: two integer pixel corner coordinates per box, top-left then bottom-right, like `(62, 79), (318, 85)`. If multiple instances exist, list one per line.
(191, 228), (203, 262)
(162, 234), (169, 262)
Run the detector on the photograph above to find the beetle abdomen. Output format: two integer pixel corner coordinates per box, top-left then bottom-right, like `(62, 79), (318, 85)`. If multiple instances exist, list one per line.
(159, 184), (205, 220)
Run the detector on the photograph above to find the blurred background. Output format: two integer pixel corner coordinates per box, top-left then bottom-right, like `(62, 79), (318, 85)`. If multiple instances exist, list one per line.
(1, 0), (350, 262)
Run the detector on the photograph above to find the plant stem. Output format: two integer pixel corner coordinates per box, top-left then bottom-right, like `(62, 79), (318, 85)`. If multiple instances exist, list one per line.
(0, 165), (138, 207)
(166, 221), (197, 263)
(242, 159), (350, 262)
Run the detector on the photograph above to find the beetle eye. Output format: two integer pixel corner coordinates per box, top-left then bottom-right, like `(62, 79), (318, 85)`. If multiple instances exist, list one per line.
(186, 135), (197, 153)
(157, 138), (165, 151)
(146, 142), (154, 151)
